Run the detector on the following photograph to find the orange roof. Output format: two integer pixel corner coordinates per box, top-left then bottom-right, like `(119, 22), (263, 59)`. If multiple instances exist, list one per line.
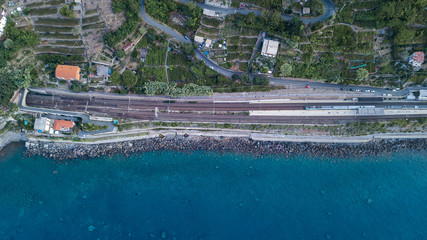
(55, 65), (81, 81)
(53, 120), (74, 131)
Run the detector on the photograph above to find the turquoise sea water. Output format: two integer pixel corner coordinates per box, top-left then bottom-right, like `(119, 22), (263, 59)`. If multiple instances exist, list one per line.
(0, 144), (427, 240)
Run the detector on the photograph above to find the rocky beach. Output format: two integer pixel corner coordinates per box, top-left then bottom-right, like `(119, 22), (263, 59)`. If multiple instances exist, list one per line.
(23, 136), (427, 160)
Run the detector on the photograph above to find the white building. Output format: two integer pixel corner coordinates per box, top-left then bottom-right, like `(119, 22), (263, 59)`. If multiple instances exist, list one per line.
(302, 7), (311, 15)
(419, 90), (427, 101)
(205, 0), (231, 8)
(194, 35), (204, 45)
(205, 39), (213, 48)
(203, 9), (216, 17)
(0, 9), (7, 37)
(261, 39), (280, 58)
(34, 117), (52, 133)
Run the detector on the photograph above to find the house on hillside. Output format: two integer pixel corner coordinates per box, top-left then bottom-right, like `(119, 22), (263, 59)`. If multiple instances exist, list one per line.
(96, 65), (110, 78)
(194, 36), (204, 45)
(419, 90), (427, 101)
(261, 39), (280, 58)
(409, 52), (424, 71)
(0, 9), (6, 37)
(302, 7), (311, 15)
(53, 120), (75, 133)
(205, 0), (231, 8)
(122, 42), (134, 52)
(203, 9), (216, 17)
(55, 65), (81, 81)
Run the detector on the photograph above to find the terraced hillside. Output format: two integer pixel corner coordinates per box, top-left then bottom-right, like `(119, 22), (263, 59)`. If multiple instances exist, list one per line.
(26, 0), (86, 57)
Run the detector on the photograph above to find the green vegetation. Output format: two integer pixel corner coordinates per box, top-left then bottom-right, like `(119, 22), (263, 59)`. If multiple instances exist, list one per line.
(145, 46), (167, 65)
(146, 0), (202, 34)
(104, 0), (140, 47)
(59, 5), (74, 18)
(27, 7), (58, 16)
(144, 82), (213, 97)
(0, 67), (33, 105)
(36, 18), (79, 26)
(35, 25), (73, 33)
(79, 123), (108, 132)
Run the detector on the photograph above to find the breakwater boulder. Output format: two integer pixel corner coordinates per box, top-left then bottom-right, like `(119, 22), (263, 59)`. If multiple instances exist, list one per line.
(23, 137), (427, 160)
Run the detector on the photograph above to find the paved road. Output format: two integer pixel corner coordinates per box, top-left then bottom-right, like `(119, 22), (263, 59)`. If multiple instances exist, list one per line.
(176, 0), (335, 24)
(140, 0), (238, 77)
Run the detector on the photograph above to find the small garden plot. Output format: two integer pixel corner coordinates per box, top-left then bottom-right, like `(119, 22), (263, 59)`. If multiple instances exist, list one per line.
(85, 9), (98, 15)
(168, 52), (191, 66)
(36, 18), (79, 26)
(36, 46), (85, 55)
(352, 0), (377, 10)
(227, 45), (239, 52)
(82, 15), (101, 25)
(219, 24), (240, 37)
(227, 53), (240, 61)
(142, 67), (167, 82)
(35, 25), (73, 33)
(46, 0), (65, 6)
(238, 53), (252, 61)
(49, 40), (84, 46)
(336, 5), (353, 24)
(227, 36), (240, 45)
(240, 28), (260, 37)
(27, 8), (57, 16)
(26, 2), (45, 7)
(40, 33), (80, 40)
(241, 37), (257, 45)
(199, 25), (218, 35)
(356, 32), (374, 53)
(239, 63), (248, 72)
(353, 11), (376, 28)
(82, 22), (106, 30)
(145, 47), (167, 66)
(201, 17), (222, 28)
(332, 25), (357, 53)
(168, 66), (197, 82)
(238, 46), (254, 53)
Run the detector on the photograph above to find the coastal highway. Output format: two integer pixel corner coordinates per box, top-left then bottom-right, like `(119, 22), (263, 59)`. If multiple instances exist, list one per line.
(25, 91), (427, 125)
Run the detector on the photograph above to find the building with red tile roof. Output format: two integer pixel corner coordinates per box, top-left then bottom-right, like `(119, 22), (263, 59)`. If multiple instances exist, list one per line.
(409, 52), (424, 70)
(122, 42), (134, 52)
(53, 120), (75, 132)
(55, 65), (81, 81)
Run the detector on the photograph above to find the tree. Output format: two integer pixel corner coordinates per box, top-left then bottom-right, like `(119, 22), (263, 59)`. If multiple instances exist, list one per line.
(121, 70), (137, 88)
(60, 5), (74, 18)
(3, 39), (13, 49)
(116, 49), (125, 58)
(280, 63), (292, 77)
(253, 76), (269, 85)
(131, 50), (138, 59)
(182, 42), (194, 56)
(110, 71), (121, 85)
(356, 68), (369, 82)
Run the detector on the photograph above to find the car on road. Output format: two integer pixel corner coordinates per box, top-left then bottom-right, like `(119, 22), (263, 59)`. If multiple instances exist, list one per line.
(184, 36), (189, 40)
(306, 85), (310, 88)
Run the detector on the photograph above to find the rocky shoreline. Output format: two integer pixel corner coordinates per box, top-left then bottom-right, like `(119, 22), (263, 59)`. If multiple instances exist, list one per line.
(23, 136), (427, 160)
